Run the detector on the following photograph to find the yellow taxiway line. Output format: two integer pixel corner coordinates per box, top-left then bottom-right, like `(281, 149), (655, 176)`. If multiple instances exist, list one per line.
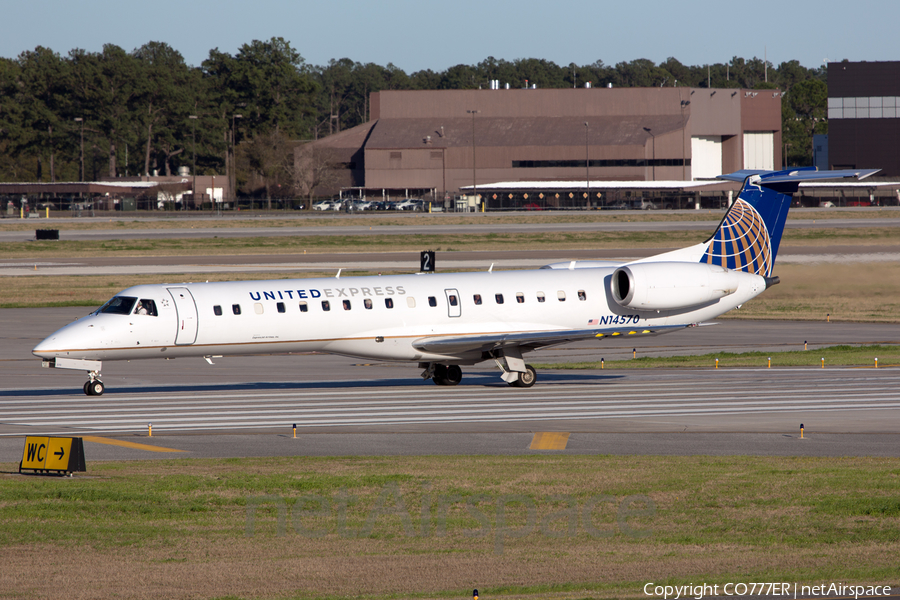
(82, 435), (184, 453)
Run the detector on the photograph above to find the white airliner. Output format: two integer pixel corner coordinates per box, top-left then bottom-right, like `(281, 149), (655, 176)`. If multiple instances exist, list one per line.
(34, 168), (876, 395)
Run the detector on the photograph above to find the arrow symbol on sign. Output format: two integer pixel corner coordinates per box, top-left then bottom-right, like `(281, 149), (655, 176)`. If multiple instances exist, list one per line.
(55, 447), (65, 460)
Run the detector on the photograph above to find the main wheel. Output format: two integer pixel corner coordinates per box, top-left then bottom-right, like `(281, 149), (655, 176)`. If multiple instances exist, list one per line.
(83, 381), (92, 396)
(510, 365), (537, 388)
(432, 364), (448, 386)
(443, 365), (462, 386)
(87, 380), (105, 396)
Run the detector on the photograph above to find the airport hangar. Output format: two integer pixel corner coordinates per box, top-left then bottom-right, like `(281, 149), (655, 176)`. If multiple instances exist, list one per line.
(299, 86), (786, 210)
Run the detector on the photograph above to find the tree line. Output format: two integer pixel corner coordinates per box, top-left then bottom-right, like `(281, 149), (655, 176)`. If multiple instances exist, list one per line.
(0, 37), (828, 197)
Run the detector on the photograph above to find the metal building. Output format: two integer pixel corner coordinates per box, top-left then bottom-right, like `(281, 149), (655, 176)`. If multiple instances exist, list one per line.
(297, 87), (782, 204)
(827, 61), (900, 177)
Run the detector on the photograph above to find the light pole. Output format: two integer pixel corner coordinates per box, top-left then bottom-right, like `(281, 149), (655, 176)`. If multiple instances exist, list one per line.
(231, 114), (242, 207)
(643, 127), (655, 181)
(467, 110), (480, 209)
(680, 100), (691, 180)
(584, 122), (590, 207)
(74, 117), (84, 182)
(189, 115), (198, 208)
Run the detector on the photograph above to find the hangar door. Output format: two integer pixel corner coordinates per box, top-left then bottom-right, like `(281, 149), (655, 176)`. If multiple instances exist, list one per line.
(691, 136), (723, 179)
(743, 132), (775, 170)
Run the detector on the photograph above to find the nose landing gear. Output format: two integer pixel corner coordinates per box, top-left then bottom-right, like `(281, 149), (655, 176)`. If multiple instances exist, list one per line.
(84, 370), (104, 396)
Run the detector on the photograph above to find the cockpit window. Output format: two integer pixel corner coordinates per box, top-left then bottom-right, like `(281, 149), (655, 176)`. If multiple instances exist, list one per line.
(134, 299), (158, 316)
(97, 296), (137, 315)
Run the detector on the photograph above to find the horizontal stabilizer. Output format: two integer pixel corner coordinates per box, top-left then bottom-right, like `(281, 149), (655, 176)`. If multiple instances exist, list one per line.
(718, 168), (880, 187)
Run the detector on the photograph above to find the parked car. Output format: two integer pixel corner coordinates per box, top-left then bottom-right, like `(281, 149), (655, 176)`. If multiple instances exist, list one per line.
(395, 199), (423, 211)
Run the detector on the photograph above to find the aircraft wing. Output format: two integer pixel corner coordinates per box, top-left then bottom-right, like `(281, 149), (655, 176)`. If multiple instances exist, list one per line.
(412, 323), (695, 355)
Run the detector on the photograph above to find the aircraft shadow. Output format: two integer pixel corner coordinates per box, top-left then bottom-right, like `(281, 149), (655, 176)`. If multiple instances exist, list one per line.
(3, 372), (624, 397)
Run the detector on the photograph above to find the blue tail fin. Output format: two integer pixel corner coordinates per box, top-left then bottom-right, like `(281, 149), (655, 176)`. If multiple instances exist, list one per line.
(701, 168), (879, 277)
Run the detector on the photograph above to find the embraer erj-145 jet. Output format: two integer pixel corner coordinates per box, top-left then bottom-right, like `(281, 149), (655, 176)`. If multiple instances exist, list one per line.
(34, 168), (876, 395)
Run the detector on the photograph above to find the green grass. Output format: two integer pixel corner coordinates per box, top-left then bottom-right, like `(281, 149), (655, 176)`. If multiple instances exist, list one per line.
(533, 344), (900, 370)
(1, 455), (899, 599)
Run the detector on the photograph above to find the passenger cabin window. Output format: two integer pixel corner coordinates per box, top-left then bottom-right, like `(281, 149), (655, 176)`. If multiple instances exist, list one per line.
(277, 302), (286, 313)
(515, 293), (525, 304)
(134, 299), (158, 316)
(537, 292), (546, 303)
(448, 294), (458, 306)
(428, 296), (437, 307)
(473, 294), (483, 305)
(578, 290), (587, 301)
(213, 305), (223, 316)
(495, 293), (504, 304)
(557, 291), (566, 302)
(232, 304), (241, 315)
(98, 296), (136, 315)
(343, 300), (351, 310)
(407, 297), (416, 308)
(254, 303), (264, 314)
(364, 299), (373, 310)
(385, 298), (394, 309)
(299, 302), (308, 313)
(322, 300), (331, 311)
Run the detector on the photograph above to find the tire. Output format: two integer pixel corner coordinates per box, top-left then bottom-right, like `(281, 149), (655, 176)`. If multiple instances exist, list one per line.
(88, 380), (105, 396)
(444, 365), (462, 386)
(511, 365), (537, 388)
(433, 364), (448, 386)
(84, 381), (92, 396)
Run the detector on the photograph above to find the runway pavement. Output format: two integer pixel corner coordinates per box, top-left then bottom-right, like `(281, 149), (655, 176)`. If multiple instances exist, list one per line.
(2, 213), (898, 460)
(2, 308), (899, 460)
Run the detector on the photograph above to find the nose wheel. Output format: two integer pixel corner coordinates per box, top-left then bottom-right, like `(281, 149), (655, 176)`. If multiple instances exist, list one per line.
(84, 371), (104, 396)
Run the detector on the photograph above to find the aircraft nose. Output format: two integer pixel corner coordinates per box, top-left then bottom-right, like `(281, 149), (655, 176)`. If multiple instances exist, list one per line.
(33, 330), (66, 358)
(32, 320), (92, 358)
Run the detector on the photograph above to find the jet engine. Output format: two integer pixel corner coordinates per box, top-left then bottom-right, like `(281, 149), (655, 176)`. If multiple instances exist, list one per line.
(610, 262), (742, 311)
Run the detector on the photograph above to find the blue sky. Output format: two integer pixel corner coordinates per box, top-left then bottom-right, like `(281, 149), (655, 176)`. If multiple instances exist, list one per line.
(2, 0), (897, 72)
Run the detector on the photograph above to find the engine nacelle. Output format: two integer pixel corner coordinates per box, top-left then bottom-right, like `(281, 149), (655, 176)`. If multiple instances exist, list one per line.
(611, 262), (742, 311)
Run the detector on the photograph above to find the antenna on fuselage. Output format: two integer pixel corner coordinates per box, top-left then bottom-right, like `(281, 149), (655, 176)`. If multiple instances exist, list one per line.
(488, 263), (494, 272)
(336, 269), (342, 279)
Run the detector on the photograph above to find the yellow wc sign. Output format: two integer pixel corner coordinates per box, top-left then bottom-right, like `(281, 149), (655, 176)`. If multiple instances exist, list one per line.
(20, 437), (86, 475)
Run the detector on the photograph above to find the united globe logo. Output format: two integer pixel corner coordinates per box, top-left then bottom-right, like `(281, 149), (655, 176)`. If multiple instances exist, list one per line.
(701, 199), (773, 277)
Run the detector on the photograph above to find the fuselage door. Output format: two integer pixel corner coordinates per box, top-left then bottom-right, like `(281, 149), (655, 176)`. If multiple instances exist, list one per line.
(168, 287), (198, 345)
(445, 288), (461, 318)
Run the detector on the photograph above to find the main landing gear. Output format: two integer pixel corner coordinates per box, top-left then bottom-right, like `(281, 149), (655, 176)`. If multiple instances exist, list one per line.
(420, 360), (537, 388)
(507, 364), (536, 388)
(429, 364), (463, 386)
(493, 348), (537, 388)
